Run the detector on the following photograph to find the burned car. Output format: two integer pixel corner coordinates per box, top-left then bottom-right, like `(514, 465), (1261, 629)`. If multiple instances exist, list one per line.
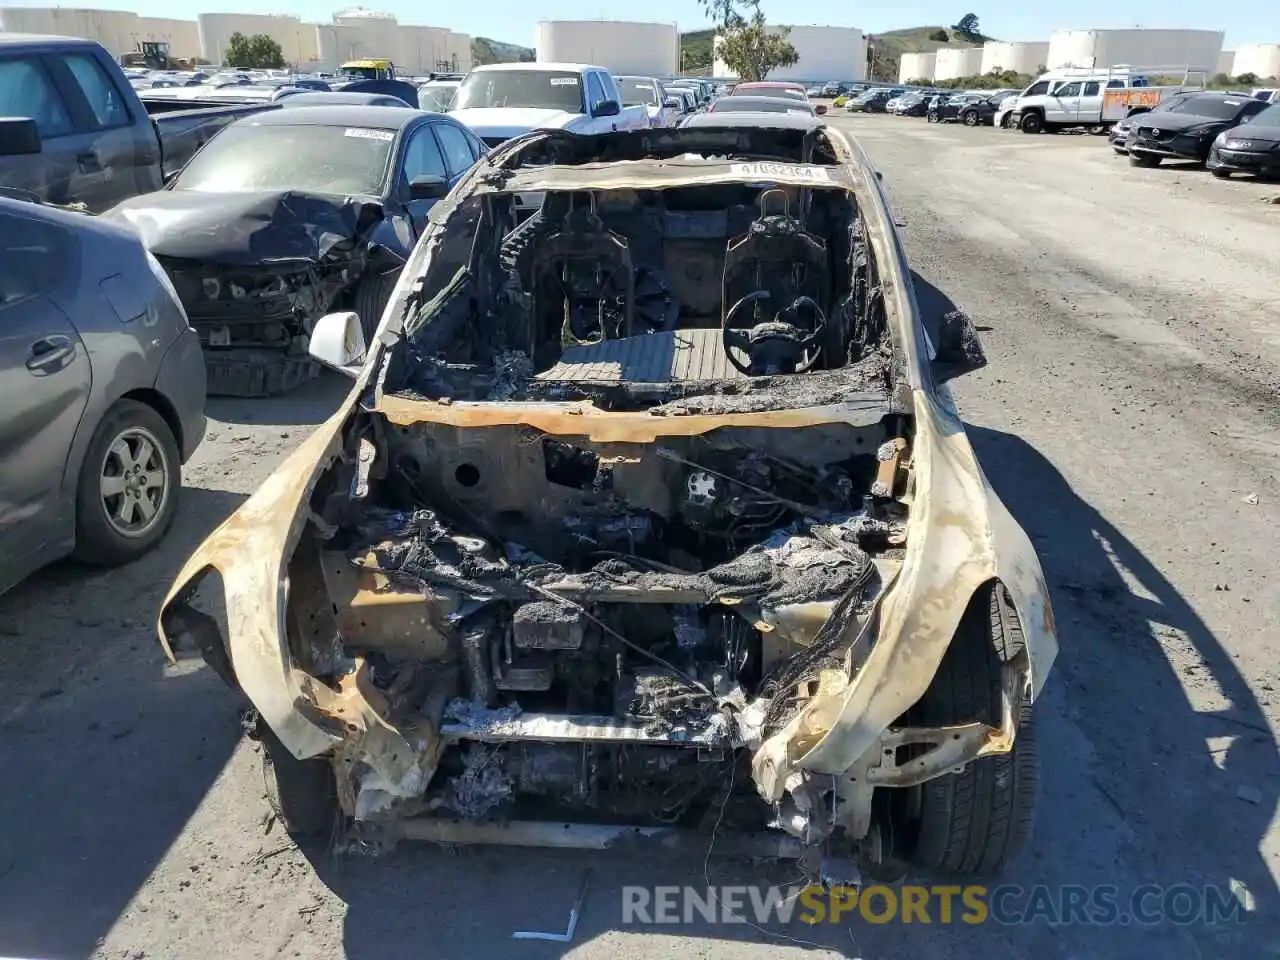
(104, 106), (486, 396)
(158, 121), (1058, 878)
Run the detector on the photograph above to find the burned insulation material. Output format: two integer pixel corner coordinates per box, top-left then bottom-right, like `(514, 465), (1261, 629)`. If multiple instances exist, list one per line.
(445, 744), (514, 818)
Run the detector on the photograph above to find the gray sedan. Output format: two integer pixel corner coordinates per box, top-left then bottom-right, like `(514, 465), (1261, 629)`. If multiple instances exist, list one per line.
(0, 196), (207, 595)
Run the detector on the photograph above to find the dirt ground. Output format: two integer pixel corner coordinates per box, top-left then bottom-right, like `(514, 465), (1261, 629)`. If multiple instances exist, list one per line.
(1, 114), (1276, 960)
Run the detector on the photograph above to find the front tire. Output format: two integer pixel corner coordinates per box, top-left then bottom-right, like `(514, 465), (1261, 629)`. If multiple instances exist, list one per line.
(72, 399), (180, 565)
(1129, 151), (1161, 168)
(1018, 112), (1043, 134)
(962, 110), (980, 127)
(1211, 167), (1231, 179)
(260, 721), (339, 839)
(909, 584), (1038, 877)
(353, 267), (403, 347)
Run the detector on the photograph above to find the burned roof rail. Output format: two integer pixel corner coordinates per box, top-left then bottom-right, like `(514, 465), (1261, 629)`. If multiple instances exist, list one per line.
(468, 157), (862, 196)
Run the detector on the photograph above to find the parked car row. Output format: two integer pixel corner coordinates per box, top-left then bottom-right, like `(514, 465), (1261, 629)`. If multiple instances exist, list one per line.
(1112, 92), (1280, 179)
(859, 65), (1279, 182)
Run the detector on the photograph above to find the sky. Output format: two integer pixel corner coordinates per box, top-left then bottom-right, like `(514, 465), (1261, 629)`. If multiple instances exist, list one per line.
(2, 0), (1274, 49)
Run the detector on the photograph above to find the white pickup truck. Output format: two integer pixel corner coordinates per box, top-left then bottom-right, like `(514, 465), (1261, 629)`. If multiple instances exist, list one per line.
(1008, 66), (1207, 133)
(449, 62), (650, 148)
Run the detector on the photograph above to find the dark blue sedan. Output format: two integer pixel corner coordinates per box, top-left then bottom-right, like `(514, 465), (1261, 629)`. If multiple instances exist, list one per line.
(104, 106), (488, 394)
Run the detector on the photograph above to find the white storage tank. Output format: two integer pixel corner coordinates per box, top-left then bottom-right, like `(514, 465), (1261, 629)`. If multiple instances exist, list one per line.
(444, 31), (472, 72)
(537, 20), (678, 77)
(1046, 29), (1223, 72)
(899, 52), (937, 83)
(714, 25), (866, 81)
(332, 8), (403, 66)
(136, 17), (201, 61)
(400, 24), (450, 74)
(1232, 44), (1280, 79)
(934, 47), (983, 81)
(198, 13), (318, 66)
(0, 6), (140, 58)
(980, 41), (1050, 76)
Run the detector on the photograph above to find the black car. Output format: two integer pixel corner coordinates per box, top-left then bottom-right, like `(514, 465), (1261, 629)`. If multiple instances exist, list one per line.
(895, 93), (932, 117)
(955, 94), (1004, 126)
(1207, 102), (1280, 178)
(928, 93), (991, 124)
(1127, 94), (1270, 168)
(847, 89), (895, 113)
(103, 106), (486, 395)
(1111, 92), (1243, 153)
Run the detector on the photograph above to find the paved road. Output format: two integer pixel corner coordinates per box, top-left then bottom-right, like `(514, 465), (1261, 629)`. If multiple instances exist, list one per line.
(0, 114), (1276, 960)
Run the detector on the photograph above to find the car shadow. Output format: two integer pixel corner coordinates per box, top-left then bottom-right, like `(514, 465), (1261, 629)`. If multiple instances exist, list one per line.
(206, 368), (353, 426)
(966, 424), (1276, 924)
(920, 262), (1274, 926)
(0, 487), (250, 959)
(281, 273), (1272, 959)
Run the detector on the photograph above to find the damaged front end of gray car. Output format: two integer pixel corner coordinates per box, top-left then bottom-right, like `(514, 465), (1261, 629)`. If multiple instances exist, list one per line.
(159, 123), (1058, 879)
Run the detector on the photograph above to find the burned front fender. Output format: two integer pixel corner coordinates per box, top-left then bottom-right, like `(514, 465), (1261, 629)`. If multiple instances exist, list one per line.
(157, 404), (353, 760)
(753, 388), (1058, 795)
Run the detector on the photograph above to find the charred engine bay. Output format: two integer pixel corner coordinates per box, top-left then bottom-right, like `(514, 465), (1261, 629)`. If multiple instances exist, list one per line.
(303, 416), (912, 827)
(382, 177), (897, 415)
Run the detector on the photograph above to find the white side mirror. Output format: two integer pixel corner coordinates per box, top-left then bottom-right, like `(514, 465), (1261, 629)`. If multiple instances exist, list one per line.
(308, 311), (366, 377)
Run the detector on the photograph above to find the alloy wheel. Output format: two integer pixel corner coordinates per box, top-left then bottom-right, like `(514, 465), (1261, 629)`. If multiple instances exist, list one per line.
(100, 426), (171, 538)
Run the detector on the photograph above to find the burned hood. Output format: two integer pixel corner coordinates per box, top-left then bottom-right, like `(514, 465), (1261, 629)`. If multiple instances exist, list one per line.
(102, 189), (379, 266)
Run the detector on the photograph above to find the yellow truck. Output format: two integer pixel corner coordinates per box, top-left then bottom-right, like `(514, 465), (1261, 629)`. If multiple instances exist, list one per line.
(339, 58), (397, 81)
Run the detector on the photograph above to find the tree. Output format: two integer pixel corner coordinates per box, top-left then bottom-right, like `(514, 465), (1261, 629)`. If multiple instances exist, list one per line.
(952, 13), (981, 41)
(929, 29), (950, 42)
(700, 0), (798, 81)
(224, 31), (286, 70)
(1234, 72), (1259, 86)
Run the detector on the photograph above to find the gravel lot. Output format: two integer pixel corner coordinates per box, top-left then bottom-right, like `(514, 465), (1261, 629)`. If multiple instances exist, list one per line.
(1, 114), (1276, 960)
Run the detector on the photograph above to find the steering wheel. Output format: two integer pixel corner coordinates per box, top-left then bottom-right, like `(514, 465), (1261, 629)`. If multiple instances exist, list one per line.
(722, 291), (826, 375)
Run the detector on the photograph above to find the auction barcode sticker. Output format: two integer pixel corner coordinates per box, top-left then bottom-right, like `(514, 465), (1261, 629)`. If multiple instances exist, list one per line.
(344, 127), (395, 141)
(730, 162), (832, 182)
(549, 77), (579, 85)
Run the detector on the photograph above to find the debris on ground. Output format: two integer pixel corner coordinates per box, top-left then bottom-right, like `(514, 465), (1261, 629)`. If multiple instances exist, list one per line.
(511, 869), (592, 942)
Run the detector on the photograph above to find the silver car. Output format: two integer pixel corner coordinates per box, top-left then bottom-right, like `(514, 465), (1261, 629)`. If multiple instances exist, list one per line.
(0, 196), (207, 595)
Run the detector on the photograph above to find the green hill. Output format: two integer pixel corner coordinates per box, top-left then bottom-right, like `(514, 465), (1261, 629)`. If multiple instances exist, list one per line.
(865, 26), (993, 82)
(681, 28), (715, 73)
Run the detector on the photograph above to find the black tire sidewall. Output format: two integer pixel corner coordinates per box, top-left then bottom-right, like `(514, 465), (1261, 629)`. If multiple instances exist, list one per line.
(1020, 113), (1042, 134)
(908, 585), (1038, 877)
(73, 399), (180, 565)
(259, 720), (338, 838)
(354, 268), (403, 346)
